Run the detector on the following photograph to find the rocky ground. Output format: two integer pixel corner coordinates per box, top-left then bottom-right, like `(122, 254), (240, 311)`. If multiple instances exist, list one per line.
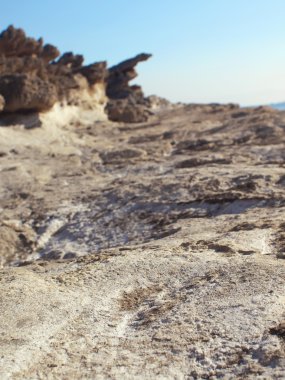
(1, 101), (285, 379)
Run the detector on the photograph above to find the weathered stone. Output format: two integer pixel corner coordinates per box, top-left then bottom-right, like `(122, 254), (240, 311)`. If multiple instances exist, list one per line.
(0, 94), (4, 111)
(0, 26), (152, 122)
(0, 25), (43, 57)
(76, 61), (107, 85)
(145, 95), (173, 110)
(106, 99), (150, 123)
(55, 51), (84, 68)
(99, 147), (143, 164)
(0, 26), (108, 114)
(0, 74), (57, 112)
(107, 53), (151, 99)
(1, 103), (285, 378)
(106, 53), (152, 122)
(40, 43), (60, 62)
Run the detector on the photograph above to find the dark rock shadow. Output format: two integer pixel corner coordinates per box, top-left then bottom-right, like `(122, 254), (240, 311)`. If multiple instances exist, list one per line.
(0, 111), (42, 129)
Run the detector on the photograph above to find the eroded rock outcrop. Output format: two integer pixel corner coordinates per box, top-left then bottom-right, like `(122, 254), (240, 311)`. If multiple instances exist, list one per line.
(0, 74), (58, 112)
(0, 26), (107, 114)
(106, 53), (152, 122)
(0, 26), (152, 122)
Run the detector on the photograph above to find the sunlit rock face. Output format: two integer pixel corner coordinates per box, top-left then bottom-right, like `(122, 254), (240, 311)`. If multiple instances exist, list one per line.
(0, 25), (151, 122)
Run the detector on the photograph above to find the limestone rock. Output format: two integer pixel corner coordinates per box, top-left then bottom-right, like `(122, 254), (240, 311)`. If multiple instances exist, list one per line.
(1, 103), (285, 377)
(56, 52), (84, 68)
(0, 25), (58, 59)
(106, 53), (152, 122)
(106, 98), (150, 123)
(107, 53), (151, 99)
(76, 61), (107, 85)
(145, 95), (174, 111)
(0, 74), (58, 112)
(0, 26), (108, 114)
(0, 26), (152, 122)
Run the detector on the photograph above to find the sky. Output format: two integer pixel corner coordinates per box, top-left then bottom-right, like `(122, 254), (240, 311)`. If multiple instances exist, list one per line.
(2, 0), (285, 106)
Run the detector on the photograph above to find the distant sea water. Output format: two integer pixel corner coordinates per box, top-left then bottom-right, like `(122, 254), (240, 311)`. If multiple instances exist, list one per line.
(268, 102), (285, 111)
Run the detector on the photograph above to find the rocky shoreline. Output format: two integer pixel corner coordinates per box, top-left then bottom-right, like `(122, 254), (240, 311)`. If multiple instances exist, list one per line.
(1, 26), (285, 379)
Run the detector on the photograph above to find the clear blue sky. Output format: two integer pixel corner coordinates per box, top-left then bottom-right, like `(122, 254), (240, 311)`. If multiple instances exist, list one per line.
(2, 0), (285, 105)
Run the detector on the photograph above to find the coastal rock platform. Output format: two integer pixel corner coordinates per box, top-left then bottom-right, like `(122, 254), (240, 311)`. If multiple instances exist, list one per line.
(1, 103), (285, 378)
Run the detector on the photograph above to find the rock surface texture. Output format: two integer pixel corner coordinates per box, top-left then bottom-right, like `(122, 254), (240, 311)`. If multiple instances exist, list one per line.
(1, 101), (285, 378)
(0, 94), (4, 111)
(0, 26), (151, 122)
(106, 53), (152, 122)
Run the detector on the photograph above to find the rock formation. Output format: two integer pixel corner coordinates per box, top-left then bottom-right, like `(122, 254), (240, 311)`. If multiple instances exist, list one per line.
(0, 26), (107, 112)
(2, 24), (285, 380)
(106, 53), (152, 122)
(0, 25), (151, 122)
(0, 74), (58, 112)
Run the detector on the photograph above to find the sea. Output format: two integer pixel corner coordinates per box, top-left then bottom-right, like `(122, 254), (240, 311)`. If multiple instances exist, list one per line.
(269, 102), (285, 111)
